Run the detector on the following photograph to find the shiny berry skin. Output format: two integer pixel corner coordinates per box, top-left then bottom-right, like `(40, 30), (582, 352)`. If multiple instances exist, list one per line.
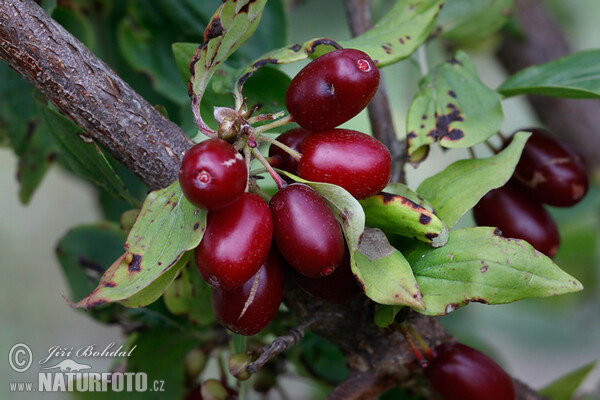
(211, 248), (284, 336)
(179, 139), (247, 210)
(511, 128), (588, 207)
(268, 128), (311, 174)
(285, 49), (379, 132)
(424, 342), (515, 400)
(270, 184), (345, 277)
(473, 182), (560, 258)
(298, 129), (391, 199)
(290, 250), (361, 304)
(195, 193), (273, 289)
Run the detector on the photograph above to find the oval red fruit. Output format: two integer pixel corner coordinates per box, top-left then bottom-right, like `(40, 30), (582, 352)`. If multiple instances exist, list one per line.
(424, 342), (516, 400)
(179, 139), (247, 210)
(195, 193), (273, 289)
(211, 248), (285, 336)
(270, 184), (345, 277)
(298, 129), (391, 199)
(285, 49), (379, 132)
(473, 182), (560, 258)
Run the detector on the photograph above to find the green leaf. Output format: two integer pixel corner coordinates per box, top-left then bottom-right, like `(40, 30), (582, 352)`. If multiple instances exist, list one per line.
(359, 183), (448, 247)
(437, 0), (514, 44)
(163, 262), (214, 326)
(403, 227), (584, 316)
(338, 0), (444, 67)
(498, 49), (600, 99)
(39, 106), (136, 205)
(70, 181), (207, 308)
(374, 305), (404, 327)
(351, 228), (425, 310)
(417, 131), (531, 227)
(278, 171), (365, 253)
(540, 361), (597, 400)
(299, 333), (349, 385)
(406, 50), (504, 161)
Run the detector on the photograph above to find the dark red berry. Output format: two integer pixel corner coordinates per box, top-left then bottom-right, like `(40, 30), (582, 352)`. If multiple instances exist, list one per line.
(512, 128), (588, 207)
(268, 128), (311, 174)
(298, 129), (391, 199)
(285, 49), (379, 132)
(211, 248), (284, 336)
(270, 184), (345, 278)
(179, 139), (247, 210)
(195, 193), (273, 289)
(424, 342), (515, 400)
(290, 250), (361, 304)
(473, 182), (560, 258)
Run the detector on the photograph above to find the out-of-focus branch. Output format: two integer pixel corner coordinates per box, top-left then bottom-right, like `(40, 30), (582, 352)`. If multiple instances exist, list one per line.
(497, 0), (600, 173)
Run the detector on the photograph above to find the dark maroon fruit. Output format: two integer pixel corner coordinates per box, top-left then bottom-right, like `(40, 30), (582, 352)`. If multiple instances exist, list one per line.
(512, 128), (588, 207)
(424, 342), (515, 400)
(285, 49), (379, 132)
(195, 193), (273, 289)
(270, 183), (345, 277)
(268, 128), (311, 174)
(298, 129), (391, 199)
(179, 138), (247, 210)
(290, 250), (361, 304)
(473, 182), (560, 258)
(211, 248), (284, 336)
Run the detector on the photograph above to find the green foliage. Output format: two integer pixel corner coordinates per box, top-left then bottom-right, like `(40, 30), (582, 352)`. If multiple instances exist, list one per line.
(498, 49), (600, 99)
(374, 305), (404, 328)
(417, 131), (530, 227)
(540, 361), (597, 400)
(403, 227), (583, 316)
(406, 51), (504, 161)
(163, 263), (215, 326)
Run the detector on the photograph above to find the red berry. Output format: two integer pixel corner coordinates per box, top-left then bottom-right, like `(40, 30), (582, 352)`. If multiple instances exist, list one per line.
(424, 342), (515, 400)
(268, 128), (311, 174)
(290, 250), (361, 304)
(285, 49), (379, 132)
(511, 128), (588, 207)
(211, 248), (284, 336)
(195, 193), (273, 289)
(270, 184), (345, 277)
(179, 139), (247, 210)
(298, 129), (391, 199)
(473, 182), (560, 258)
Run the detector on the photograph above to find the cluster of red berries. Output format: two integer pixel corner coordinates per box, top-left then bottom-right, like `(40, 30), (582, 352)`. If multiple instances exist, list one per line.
(474, 128), (589, 258)
(178, 48), (390, 335)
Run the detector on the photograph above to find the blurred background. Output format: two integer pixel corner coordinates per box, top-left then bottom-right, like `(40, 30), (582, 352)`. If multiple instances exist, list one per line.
(1, 0), (599, 398)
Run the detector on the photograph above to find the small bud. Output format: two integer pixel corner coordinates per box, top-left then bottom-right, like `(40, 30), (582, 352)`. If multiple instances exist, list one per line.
(119, 209), (139, 232)
(184, 348), (207, 382)
(228, 353), (252, 381)
(200, 379), (228, 400)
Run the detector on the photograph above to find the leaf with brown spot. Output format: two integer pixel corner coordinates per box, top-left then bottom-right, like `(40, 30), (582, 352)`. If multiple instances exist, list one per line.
(69, 181), (207, 309)
(403, 227), (583, 316)
(406, 51), (504, 163)
(351, 228), (425, 310)
(359, 183), (448, 247)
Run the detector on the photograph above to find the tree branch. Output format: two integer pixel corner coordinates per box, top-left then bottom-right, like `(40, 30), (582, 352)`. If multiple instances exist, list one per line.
(343, 0), (406, 183)
(0, 0), (193, 190)
(497, 0), (600, 172)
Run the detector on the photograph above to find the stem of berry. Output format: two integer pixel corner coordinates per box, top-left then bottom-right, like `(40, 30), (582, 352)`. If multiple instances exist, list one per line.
(399, 323), (429, 368)
(485, 139), (500, 154)
(257, 135), (302, 161)
(468, 147), (477, 159)
(418, 45), (429, 77)
(253, 115), (294, 135)
(244, 145), (252, 192)
(247, 111), (285, 125)
(405, 323), (435, 361)
(497, 131), (510, 146)
(248, 178), (272, 202)
(251, 147), (287, 190)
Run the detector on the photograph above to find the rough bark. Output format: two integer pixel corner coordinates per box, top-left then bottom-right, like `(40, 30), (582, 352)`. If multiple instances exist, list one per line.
(0, 0), (193, 190)
(497, 0), (600, 172)
(0, 1), (550, 399)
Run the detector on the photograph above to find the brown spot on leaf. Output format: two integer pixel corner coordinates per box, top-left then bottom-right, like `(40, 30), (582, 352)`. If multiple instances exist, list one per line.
(89, 299), (107, 308)
(104, 281), (117, 288)
(398, 38), (405, 44)
(420, 124), (425, 129)
(252, 58), (278, 69)
(419, 214), (432, 225)
(379, 192), (396, 204)
(480, 261), (488, 273)
(405, 35), (411, 40)
(238, 0), (257, 13)
(425, 232), (439, 240)
(193, 222), (201, 231)
(448, 90), (457, 98)
(204, 18), (224, 42)
(128, 254), (142, 273)
(427, 103), (464, 142)
(422, 115), (428, 120)
(238, 72), (252, 86)
(449, 58), (462, 66)
(382, 44), (392, 54)
(338, 210), (353, 227)
(289, 43), (302, 52)
(493, 228), (502, 236)
(306, 38), (343, 53)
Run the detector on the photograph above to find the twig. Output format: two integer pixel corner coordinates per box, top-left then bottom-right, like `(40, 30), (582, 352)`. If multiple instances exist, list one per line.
(247, 316), (318, 374)
(343, 0), (407, 183)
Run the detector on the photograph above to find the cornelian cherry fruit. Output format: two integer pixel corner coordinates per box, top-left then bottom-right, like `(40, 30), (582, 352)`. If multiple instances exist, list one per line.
(270, 184), (345, 278)
(195, 193), (273, 289)
(285, 49), (379, 131)
(179, 139), (247, 210)
(298, 129), (391, 199)
(211, 248), (285, 336)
